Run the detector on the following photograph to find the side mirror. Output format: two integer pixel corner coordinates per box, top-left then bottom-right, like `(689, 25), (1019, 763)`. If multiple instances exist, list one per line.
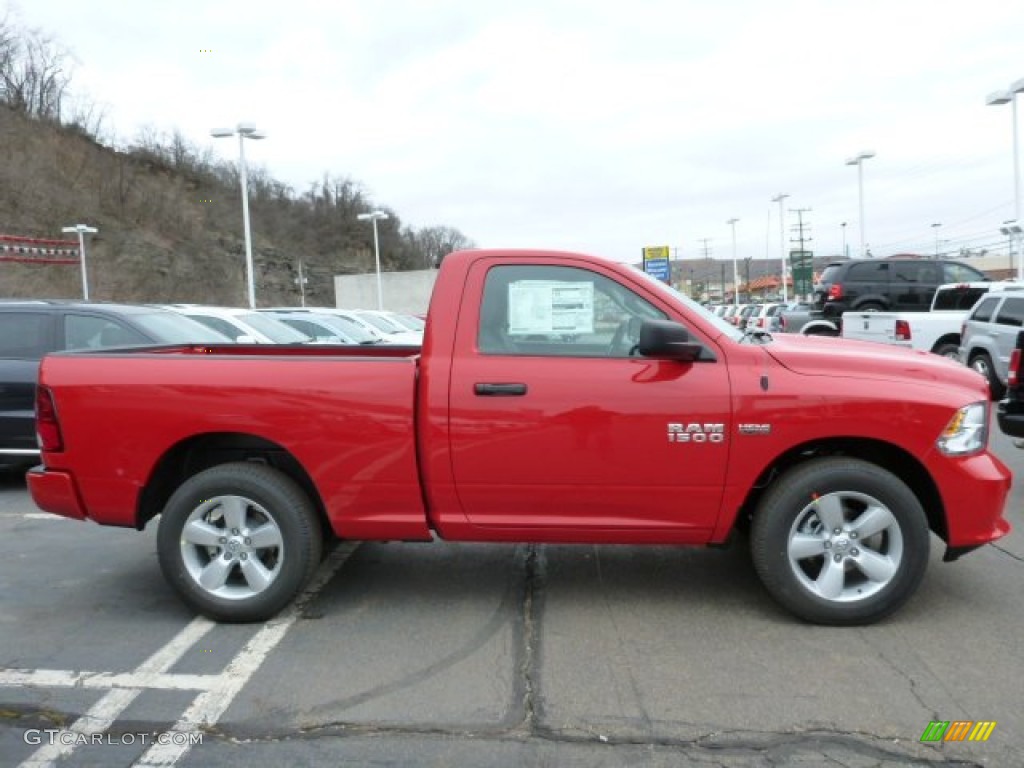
(637, 319), (710, 362)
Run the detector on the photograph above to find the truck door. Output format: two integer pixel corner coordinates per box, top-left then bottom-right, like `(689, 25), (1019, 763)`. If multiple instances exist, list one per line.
(447, 260), (731, 540)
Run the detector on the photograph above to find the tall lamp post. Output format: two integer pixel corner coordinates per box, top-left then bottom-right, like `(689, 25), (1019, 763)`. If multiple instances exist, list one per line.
(987, 79), (1024, 281)
(727, 218), (740, 306)
(358, 210), (389, 310)
(62, 224), (98, 300)
(845, 150), (876, 258)
(211, 122), (266, 308)
(841, 221), (848, 258)
(931, 222), (942, 257)
(771, 194), (789, 302)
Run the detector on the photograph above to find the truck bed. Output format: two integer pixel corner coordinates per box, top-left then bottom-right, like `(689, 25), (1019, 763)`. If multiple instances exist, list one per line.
(35, 345), (430, 539)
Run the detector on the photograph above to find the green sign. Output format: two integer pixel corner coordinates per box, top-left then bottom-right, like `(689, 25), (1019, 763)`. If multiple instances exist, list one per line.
(789, 250), (813, 296)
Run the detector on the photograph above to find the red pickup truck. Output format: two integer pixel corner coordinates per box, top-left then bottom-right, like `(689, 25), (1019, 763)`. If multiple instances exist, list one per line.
(28, 249), (1011, 626)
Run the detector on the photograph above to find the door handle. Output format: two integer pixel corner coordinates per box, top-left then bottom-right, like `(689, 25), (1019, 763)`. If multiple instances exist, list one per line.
(474, 382), (528, 396)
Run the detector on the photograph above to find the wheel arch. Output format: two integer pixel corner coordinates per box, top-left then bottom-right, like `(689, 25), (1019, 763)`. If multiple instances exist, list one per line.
(732, 437), (946, 541)
(930, 333), (961, 354)
(136, 432), (328, 536)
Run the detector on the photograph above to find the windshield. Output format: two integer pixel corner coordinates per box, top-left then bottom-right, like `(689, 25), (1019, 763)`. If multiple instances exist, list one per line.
(133, 313), (234, 343)
(355, 312), (405, 334)
(237, 312), (313, 342)
(628, 267), (744, 341)
(314, 314), (379, 343)
(390, 313), (426, 331)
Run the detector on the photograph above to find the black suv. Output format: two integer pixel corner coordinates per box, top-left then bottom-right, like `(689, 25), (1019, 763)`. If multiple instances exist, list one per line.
(813, 258), (989, 318)
(0, 301), (230, 470)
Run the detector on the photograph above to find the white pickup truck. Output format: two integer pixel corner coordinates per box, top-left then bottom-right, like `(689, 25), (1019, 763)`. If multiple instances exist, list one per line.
(840, 282), (1013, 357)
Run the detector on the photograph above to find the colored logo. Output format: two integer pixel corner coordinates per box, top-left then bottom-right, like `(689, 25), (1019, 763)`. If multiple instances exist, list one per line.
(920, 721), (996, 742)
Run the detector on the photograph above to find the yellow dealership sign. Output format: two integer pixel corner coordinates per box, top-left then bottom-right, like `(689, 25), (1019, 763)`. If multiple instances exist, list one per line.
(642, 246), (671, 282)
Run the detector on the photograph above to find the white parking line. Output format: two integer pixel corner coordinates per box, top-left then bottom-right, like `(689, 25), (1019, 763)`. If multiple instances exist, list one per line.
(18, 616), (215, 768)
(134, 542), (357, 767)
(0, 669), (217, 692)
(9, 542), (356, 767)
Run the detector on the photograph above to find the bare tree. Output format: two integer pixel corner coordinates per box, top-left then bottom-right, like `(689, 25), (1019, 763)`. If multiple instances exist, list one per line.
(416, 226), (476, 268)
(0, 15), (74, 121)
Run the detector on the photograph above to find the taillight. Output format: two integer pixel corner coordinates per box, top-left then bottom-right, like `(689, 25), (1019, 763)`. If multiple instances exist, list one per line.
(36, 386), (63, 452)
(828, 284), (843, 300)
(1010, 349), (1021, 389)
(894, 320), (911, 341)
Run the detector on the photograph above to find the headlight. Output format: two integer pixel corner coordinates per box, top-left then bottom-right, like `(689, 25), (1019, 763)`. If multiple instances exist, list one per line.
(935, 402), (988, 456)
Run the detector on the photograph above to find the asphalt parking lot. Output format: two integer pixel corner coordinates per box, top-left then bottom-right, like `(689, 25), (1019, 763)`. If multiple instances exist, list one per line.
(1, 423), (1022, 767)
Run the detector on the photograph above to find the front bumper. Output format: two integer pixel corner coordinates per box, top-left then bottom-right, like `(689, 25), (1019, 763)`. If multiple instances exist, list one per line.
(934, 450), (1011, 552)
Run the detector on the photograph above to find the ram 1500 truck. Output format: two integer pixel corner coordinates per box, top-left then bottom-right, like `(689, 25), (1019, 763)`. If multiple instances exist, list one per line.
(28, 249), (1012, 626)
(841, 282), (1018, 357)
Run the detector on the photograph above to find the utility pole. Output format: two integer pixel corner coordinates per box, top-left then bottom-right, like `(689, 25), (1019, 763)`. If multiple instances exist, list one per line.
(789, 209), (813, 255)
(789, 208), (813, 301)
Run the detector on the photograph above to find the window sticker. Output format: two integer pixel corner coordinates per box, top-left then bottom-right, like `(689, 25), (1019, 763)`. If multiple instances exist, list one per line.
(508, 281), (595, 335)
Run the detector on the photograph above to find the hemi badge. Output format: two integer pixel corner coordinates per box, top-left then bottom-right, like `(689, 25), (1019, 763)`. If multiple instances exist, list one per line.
(738, 424), (771, 435)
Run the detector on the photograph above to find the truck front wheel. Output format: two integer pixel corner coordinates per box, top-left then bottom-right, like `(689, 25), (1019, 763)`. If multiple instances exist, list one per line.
(750, 458), (929, 625)
(157, 462), (323, 622)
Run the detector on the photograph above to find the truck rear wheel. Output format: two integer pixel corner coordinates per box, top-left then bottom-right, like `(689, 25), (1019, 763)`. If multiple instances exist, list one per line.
(157, 462), (323, 622)
(750, 458), (929, 625)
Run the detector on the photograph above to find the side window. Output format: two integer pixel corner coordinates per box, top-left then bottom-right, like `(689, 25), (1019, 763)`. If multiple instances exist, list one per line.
(0, 312), (53, 359)
(944, 263), (987, 283)
(846, 262), (888, 281)
(890, 262), (919, 282)
(478, 265), (666, 357)
(995, 297), (1024, 328)
(971, 296), (999, 322)
(189, 315), (242, 340)
(932, 287), (989, 310)
(64, 315), (148, 349)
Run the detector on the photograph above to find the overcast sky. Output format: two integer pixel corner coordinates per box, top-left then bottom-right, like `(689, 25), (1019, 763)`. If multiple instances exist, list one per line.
(12, 0), (1024, 265)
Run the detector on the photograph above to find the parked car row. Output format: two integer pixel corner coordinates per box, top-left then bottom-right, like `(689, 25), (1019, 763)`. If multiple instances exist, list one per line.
(707, 302), (786, 332)
(0, 300), (425, 470)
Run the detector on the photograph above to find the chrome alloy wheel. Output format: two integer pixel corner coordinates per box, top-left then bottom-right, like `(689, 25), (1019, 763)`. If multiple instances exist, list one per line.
(179, 495), (284, 600)
(786, 491), (904, 602)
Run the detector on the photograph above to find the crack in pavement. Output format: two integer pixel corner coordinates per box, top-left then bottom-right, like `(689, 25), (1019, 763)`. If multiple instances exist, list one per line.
(989, 543), (1024, 563)
(516, 543), (541, 734)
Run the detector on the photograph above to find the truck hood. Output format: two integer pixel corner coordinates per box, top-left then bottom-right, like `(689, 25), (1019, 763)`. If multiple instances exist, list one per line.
(764, 333), (986, 394)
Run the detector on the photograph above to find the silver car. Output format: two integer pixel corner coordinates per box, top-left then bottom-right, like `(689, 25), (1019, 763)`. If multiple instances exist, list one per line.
(959, 289), (1024, 399)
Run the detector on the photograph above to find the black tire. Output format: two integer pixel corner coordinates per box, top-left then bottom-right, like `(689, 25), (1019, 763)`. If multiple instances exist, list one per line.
(968, 352), (1005, 400)
(855, 302), (884, 312)
(931, 342), (959, 359)
(157, 462), (323, 622)
(750, 458), (930, 626)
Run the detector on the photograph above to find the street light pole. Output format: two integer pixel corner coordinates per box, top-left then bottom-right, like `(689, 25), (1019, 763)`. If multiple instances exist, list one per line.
(62, 224), (98, 300)
(931, 222), (942, 257)
(771, 194), (789, 302)
(358, 211), (389, 309)
(846, 151), (875, 258)
(727, 218), (740, 307)
(987, 79), (1024, 281)
(841, 222), (848, 258)
(211, 122), (266, 308)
